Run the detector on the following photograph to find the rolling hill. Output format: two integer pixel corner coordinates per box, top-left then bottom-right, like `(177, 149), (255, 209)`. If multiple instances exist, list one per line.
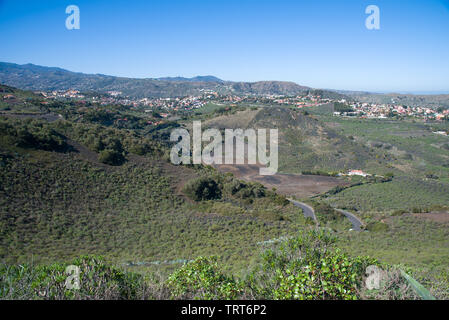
(346, 91), (449, 110)
(0, 62), (337, 99)
(202, 105), (388, 174)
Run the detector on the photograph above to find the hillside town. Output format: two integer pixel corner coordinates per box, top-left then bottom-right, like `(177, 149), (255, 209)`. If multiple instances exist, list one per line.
(333, 99), (449, 121)
(30, 89), (449, 122)
(34, 89), (330, 110)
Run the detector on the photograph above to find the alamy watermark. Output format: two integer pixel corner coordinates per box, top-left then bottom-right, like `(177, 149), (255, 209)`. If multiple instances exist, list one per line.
(65, 5), (80, 30)
(365, 5), (380, 30)
(65, 265), (80, 290)
(365, 265), (385, 290)
(170, 121), (278, 175)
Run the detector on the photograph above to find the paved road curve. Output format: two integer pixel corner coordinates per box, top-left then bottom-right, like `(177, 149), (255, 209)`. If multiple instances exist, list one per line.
(288, 200), (317, 222)
(288, 199), (364, 231)
(334, 208), (363, 231)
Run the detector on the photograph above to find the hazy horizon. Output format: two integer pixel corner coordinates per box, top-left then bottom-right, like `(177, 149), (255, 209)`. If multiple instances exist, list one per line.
(2, 60), (449, 96)
(2, 0), (449, 93)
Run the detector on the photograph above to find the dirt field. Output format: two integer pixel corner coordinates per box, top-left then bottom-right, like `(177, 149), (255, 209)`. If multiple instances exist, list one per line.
(214, 163), (348, 198)
(412, 212), (449, 223)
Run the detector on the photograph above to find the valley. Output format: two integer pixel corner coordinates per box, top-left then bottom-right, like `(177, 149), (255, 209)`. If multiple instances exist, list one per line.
(1, 0), (448, 303)
(0, 80), (448, 300)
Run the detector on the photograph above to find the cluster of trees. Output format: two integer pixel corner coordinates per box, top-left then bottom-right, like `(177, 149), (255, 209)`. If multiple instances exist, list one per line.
(0, 116), (169, 166)
(89, 135), (125, 165)
(83, 109), (116, 126)
(181, 171), (291, 223)
(53, 121), (166, 165)
(182, 176), (222, 201)
(0, 118), (68, 152)
(182, 173), (283, 205)
(98, 149), (125, 166)
(82, 108), (159, 130)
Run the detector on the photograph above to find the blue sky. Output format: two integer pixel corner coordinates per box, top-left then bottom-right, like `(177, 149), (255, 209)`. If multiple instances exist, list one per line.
(0, 0), (448, 92)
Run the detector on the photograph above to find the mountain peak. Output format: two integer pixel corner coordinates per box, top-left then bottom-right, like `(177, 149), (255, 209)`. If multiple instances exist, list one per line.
(0, 61), (323, 98)
(156, 75), (224, 83)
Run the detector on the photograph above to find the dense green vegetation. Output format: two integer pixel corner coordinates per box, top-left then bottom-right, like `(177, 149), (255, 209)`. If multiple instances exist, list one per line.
(183, 173), (274, 204)
(183, 176), (223, 201)
(315, 117), (449, 211)
(336, 214), (449, 299)
(0, 118), (68, 152)
(165, 230), (380, 300)
(309, 201), (352, 231)
(180, 169), (298, 223)
(0, 115), (305, 275)
(0, 84), (448, 300)
(0, 256), (151, 299)
(327, 176), (449, 211)
(198, 103), (448, 298)
(2, 230), (432, 300)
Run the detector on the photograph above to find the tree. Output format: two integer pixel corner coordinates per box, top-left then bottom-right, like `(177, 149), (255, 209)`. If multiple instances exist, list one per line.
(98, 149), (125, 166)
(183, 177), (222, 201)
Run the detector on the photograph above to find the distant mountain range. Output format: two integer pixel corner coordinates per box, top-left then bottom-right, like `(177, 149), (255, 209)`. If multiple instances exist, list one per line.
(2, 62), (446, 108)
(157, 75), (224, 83)
(0, 62), (343, 99)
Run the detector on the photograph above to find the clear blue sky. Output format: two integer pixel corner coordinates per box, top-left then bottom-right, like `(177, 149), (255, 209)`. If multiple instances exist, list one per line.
(0, 0), (448, 92)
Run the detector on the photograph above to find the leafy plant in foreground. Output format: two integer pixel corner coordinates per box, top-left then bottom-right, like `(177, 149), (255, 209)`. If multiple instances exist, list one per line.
(166, 256), (242, 300)
(244, 229), (379, 300)
(0, 256), (150, 300)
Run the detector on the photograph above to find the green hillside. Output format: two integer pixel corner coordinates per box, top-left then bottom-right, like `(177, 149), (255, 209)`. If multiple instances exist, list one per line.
(202, 106), (393, 174)
(0, 85), (448, 300)
(0, 114), (308, 274)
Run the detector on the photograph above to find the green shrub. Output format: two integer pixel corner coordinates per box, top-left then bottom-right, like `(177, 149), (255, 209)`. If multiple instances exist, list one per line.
(245, 229), (379, 300)
(183, 177), (222, 201)
(222, 179), (266, 200)
(257, 210), (284, 221)
(326, 185), (346, 195)
(98, 149), (125, 166)
(166, 256), (242, 299)
(83, 109), (116, 126)
(313, 202), (343, 223)
(0, 256), (150, 300)
(392, 209), (407, 216)
(366, 221), (389, 232)
(425, 173), (439, 180)
(209, 202), (245, 216)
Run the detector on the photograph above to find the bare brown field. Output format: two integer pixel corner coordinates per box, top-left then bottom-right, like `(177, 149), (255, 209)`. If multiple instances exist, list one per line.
(214, 163), (348, 198)
(384, 211), (449, 224)
(412, 212), (449, 223)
